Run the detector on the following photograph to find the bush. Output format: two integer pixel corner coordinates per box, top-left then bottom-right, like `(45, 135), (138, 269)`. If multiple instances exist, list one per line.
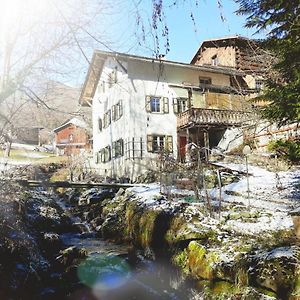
(267, 139), (300, 162)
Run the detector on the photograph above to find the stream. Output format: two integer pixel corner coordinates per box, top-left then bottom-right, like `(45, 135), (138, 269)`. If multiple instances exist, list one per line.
(54, 196), (201, 300)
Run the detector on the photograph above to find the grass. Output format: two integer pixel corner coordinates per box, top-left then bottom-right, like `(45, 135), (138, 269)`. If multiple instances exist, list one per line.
(0, 149), (67, 164)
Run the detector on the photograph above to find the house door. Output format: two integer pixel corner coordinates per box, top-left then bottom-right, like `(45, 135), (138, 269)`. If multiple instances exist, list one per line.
(179, 135), (187, 162)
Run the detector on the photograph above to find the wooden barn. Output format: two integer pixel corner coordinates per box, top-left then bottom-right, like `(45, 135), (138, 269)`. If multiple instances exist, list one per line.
(54, 117), (91, 156)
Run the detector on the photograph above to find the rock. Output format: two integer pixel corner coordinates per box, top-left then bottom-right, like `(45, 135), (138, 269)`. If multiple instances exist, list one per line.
(23, 195), (73, 233)
(41, 233), (61, 252)
(187, 241), (219, 280)
(78, 188), (115, 206)
(64, 189), (80, 205)
(116, 188), (125, 197)
(247, 246), (300, 297)
(165, 216), (217, 248)
(57, 246), (87, 266)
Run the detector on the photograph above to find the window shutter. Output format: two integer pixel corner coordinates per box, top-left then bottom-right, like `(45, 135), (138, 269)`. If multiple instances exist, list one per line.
(98, 118), (102, 132)
(112, 141), (116, 158)
(167, 135), (173, 152)
(108, 146), (111, 161)
(108, 109), (111, 124)
(173, 98), (178, 114)
(147, 135), (153, 152)
(119, 100), (123, 118)
(145, 96), (151, 112)
(112, 105), (116, 121)
(100, 149), (105, 162)
(120, 139), (124, 156)
(163, 97), (169, 113)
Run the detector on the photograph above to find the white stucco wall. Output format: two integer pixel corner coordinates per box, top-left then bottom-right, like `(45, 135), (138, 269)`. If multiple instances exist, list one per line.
(91, 56), (233, 179)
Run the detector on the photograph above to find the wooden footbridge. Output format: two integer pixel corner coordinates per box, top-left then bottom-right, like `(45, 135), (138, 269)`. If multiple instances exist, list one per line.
(1, 179), (135, 189)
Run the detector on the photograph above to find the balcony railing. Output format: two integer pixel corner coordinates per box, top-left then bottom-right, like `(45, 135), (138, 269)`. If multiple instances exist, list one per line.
(177, 108), (252, 129)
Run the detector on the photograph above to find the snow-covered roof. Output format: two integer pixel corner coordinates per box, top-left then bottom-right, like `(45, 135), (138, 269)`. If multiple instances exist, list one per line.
(53, 117), (88, 132)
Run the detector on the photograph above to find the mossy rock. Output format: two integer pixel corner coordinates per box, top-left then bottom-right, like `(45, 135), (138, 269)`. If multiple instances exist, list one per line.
(187, 241), (219, 280)
(124, 202), (144, 242)
(291, 267), (300, 298)
(101, 199), (122, 216)
(210, 280), (236, 296)
(165, 216), (217, 247)
(172, 249), (189, 274)
(226, 211), (260, 222)
(247, 246), (300, 296)
(138, 209), (162, 249)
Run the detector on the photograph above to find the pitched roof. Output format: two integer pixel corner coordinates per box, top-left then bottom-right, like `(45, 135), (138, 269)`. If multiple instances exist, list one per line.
(79, 50), (244, 106)
(190, 35), (259, 64)
(53, 117), (88, 132)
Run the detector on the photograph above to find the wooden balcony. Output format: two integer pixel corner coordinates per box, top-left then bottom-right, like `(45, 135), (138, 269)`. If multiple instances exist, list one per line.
(177, 108), (252, 129)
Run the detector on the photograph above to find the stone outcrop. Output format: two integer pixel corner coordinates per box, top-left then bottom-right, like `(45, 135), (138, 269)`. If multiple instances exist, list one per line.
(78, 186), (300, 299)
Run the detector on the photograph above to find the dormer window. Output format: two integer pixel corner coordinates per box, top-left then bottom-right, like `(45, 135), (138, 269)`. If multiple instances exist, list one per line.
(211, 54), (218, 66)
(255, 79), (264, 91)
(199, 77), (212, 85)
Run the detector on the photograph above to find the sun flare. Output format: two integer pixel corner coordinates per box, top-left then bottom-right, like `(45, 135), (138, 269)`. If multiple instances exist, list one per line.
(0, 0), (51, 41)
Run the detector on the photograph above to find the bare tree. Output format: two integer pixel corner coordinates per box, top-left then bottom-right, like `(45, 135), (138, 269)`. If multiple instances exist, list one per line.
(0, 0), (123, 155)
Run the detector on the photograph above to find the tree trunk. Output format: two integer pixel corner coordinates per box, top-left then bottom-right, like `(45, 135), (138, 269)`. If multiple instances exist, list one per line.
(4, 140), (12, 157)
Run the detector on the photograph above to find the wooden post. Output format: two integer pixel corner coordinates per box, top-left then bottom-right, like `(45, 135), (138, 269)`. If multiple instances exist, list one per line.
(204, 130), (209, 161)
(217, 170), (222, 219)
(132, 137), (135, 160)
(140, 137), (143, 159)
(243, 145), (251, 207)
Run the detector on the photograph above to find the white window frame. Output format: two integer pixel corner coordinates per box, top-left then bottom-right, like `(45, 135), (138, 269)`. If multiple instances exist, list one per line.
(145, 96), (169, 114)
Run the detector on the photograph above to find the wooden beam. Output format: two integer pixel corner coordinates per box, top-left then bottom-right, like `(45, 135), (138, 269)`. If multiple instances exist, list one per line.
(2, 179), (135, 189)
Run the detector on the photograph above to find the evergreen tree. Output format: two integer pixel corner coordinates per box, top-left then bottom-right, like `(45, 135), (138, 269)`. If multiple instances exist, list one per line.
(236, 0), (300, 126)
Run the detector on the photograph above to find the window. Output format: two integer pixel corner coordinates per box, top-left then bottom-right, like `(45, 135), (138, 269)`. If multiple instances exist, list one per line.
(147, 135), (173, 153)
(112, 139), (124, 158)
(211, 54), (218, 66)
(112, 100), (123, 121)
(108, 67), (117, 88)
(100, 145), (111, 163)
(145, 96), (169, 113)
(103, 110), (111, 128)
(98, 118), (102, 132)
(173, 98), (188, 114)
(255, 79), (263, 91)
(199, 77), (212, 85)
(151, 97), (160, 112)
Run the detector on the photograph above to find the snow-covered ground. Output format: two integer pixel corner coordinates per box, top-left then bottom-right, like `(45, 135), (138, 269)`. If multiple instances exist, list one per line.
(210, 163), (300, 211)
(128, 163), (300, 236)
(0, 158), (32, 171)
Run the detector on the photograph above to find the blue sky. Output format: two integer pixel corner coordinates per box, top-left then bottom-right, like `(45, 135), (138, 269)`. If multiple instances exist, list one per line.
(71, 0), (268, 86)
(105, 0), (267, 64)
(163, 0), (266, 63)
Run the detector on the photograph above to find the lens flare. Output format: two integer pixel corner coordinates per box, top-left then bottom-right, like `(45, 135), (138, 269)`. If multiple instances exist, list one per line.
(77, 254), (131, 292)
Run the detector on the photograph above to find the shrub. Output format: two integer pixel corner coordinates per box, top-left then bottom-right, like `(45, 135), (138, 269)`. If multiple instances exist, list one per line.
(267, 139), (300, 162)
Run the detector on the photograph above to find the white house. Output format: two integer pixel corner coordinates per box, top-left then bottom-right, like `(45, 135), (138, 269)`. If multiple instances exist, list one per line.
(79, 50), (246, 180)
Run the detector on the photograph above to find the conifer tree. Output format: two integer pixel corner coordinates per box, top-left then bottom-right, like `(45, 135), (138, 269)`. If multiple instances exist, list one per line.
(236, 0), (300, 126)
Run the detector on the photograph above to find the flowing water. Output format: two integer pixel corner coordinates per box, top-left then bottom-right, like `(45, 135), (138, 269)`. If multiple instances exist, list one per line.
(57, 200), (201, 300)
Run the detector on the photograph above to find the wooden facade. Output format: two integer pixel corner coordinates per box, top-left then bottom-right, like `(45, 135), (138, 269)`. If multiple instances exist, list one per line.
(177, 108), (251, 129)
(54, 120), (91, 156)
(191, 36), (270, 75)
